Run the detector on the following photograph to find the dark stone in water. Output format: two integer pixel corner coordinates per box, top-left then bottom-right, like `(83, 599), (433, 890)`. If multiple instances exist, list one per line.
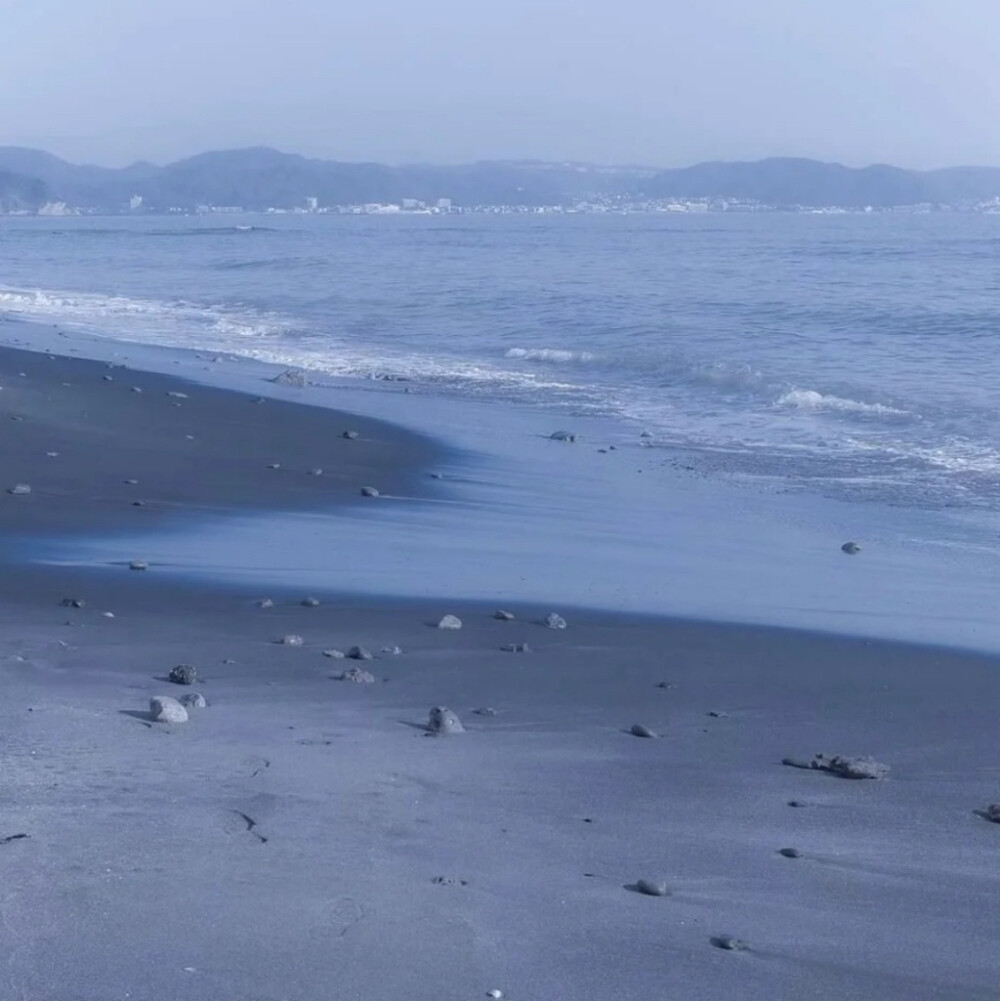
(169, 664), (197, 686)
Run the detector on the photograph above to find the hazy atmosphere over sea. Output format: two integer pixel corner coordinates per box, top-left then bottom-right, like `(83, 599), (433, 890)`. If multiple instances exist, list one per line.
(3, 4), (1000, 1000)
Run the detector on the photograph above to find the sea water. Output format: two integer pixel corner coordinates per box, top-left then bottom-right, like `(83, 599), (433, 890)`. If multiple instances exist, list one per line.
(2, 212), (999, 647)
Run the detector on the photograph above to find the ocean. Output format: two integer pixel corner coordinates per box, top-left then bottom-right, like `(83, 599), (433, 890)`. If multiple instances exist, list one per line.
(2, 210), (999, 648)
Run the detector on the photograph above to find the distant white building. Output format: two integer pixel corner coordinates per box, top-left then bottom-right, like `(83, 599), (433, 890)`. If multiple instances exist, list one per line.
(305, 196), (319, 211)
(435, 197), (452, 210)
(401, 198), (424, 211)
(129, 194), (144, 211)
(38, 202), (71, 216)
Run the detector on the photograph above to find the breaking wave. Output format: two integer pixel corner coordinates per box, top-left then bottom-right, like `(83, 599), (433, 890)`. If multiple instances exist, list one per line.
(505, 347), (595, 363)
(776, 388), (909, 417)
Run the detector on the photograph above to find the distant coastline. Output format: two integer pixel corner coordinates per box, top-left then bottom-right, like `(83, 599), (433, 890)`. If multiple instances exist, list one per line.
(4, 147), (1000, 216)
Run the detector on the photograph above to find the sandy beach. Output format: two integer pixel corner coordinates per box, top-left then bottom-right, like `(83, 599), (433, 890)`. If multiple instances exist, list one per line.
(3, 329), (1000, 1001)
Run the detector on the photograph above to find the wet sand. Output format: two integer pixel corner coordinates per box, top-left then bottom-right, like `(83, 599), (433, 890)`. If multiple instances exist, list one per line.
(2, 339), (1000, 1001)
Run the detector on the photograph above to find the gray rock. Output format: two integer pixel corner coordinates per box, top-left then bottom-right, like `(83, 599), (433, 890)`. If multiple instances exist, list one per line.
(710, 936), (749, 952)
(102, 374), (113, 381)
(986, 804), (1000, 823)
(301, 597), (320, 607)
(168, 664), (197, 686)
(166, 391), (188, 399)
(493, 609), (515, 621)
(501, 642), (531, 653)
(131, 386), (143, 393)
(269, 369), (307, 387)
(280, 634), (304, 647)
(640, 430), (653, 438)
(437, 614), (462, 630)
(778, 848), (801, 858)
(336, 667), (376, 683)
(132, 500), (146, 507)
(323, 649), (346, 659)
(473, 707), (497, 716)
(7, 483), (31, 495)
(630, 724), (657, 738)
(431, 875), (469, 886)
(360, 486), (380, 498)
(308, 468), (323, 476)
(149, 695), (188, 723)
(342, 430), (360, 440)
(635, 879), (669, 897)
(129, 560), (148, 571)
(549, 430), (577, 442)
(178, 692), (208, 709)
(267, 463), (281, 470)
(60, 598), (85, 609)
(427, 706), (465, 735)
(810, 753), (889, 780)
(381, 645), (403, 655)
(124, 478), (138, 485)
(347, 645), (373, 660)
(544, 612), (567, 630)
(841, 541), (861, 555)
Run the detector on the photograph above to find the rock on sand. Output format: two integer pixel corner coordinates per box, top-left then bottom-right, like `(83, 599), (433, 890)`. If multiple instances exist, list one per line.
(545, 612), (568, 630)
(630, 724), (657, 738)
(7, 483), (31, 495)
(336, 667), (376, 684)
(427, 706), (465, 735)
(168, 664), (197, 686)
(149, 696), (188, 723)
(280, 634), (304, 647)
(347, 645), (373, 660)
(635, 878), (670, 897)
(841, 541), (861, 554)
(437, 614), (462, 630)
(269, 369), (307, 387)
(360, 486), (380, 498)
(178, 692), (208, 709)
(549, 430), (577, 442)
(984, 803), (1000, 823)
(493, 609), (515, 621)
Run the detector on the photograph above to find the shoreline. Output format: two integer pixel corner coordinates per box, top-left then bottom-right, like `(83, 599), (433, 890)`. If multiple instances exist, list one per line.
(2, 321), (999, 999)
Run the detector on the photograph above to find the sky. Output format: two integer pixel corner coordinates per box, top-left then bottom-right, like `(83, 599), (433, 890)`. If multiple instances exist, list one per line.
(1, 0), (999, 168)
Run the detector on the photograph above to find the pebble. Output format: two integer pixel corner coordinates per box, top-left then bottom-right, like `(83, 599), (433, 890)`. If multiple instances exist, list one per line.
(149, 695), (188, 723)
(131, 386), (143, 393)
(60, 598), (86, 609)
(427, 706), (465, 735)
(635, 878), (670, 897)
(707, 710), (729, 718)
(257, 598), (274, 609)
(711, 936), (749, 952)
(437, 614), (462, 630)
(301, 597), (320, 607)
(337, 667), (376, 683)
(778, 847), (801, 858)
(985, 803), (1000, 823)
(841, 541), (861, 554)
(473, 707), (497, 716)
(124, 478), (138, 485)
(342, 430), (359, 439)
(267, 463), (281, 470)
(501, 642), (531, 653)
(630, 724), (657, 738)
(487, 991), (504, 1000)
(544, 612), (567, 630)
(280, 634), (304, 647)
(360, 486), (380, 498)
(179, 692), (208, 709)
(129, 560), (148, 571)
(166, 391), (188, 399)
(46, 451), (59, 457)
(549, 430), (576, 442)
(493, 609), (515, 621)
(168, 664), (197, 685)
(7, 483), (31, 495)
(308, 468), (323, 476)
(323, 649), (346, 659)
(347, 645), (373, 660)
(381, 645), (403, 655)
(811, 753), (890, 780)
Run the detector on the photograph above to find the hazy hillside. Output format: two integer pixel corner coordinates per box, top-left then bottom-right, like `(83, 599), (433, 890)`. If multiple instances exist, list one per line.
(3, 147), (1000, 211)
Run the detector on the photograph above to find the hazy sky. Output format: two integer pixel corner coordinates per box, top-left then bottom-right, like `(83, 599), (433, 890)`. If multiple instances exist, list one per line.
(2, 0), (999, 168)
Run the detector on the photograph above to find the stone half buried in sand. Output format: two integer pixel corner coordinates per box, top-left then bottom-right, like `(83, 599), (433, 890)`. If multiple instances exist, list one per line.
(280, 634), (304, 647)
(437, 614), (462, 630)
(347, 645), (373, 660)
(7, 483), (32, 495)
(168, 664), (197, 685)
(549, 430), (577, 442)
(178, 692), (208, 709)
(634, 878), (670, 897)
(630, 724), (657, 738)
(269, 368), (308, 388)
(360, 486), (380, 498)
(336, 667), (376, 684)
(427, 706), (465, 735)
(841, 541), (862, 554)
(545, 612), (568, 630)
(784, 753), (889, 779)
(149, 695), (188, 723)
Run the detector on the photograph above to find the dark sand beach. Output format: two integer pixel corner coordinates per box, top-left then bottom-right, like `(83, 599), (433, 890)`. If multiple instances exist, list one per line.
(3, 337), (1000, 1001)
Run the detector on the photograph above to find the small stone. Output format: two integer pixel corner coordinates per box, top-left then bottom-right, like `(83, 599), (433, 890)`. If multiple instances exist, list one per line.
(437, 614), (462, 630)
(381, 645), (403, 655)
(630, 724), (657, 738)
(640, 430), (653, 438)
(656, 681), (674, 689)
(811, 753), (889, 780)
(178, 692), (208, 709)
(841, 541), (861, 554)
(166, 391), (188, 399)
(635, 878), (670, 897)
(984, 804), (1000, 823)
(308, 468), (323, 476)
(501, 642), (531, 653)
(267, 463), (281, 470)
(360, 486), (380, 498)
(131, 386), (143, 393)
(342, 430), (359, 439)
(149, 696), (188, 723)
(124, 478), (138, 485)
(787, 800), (808, 808)
(336, 667), (376, 684)
(711, 936), (749, 952)
(46, 451), (59, 457)
(301, 597), (320, 607)
(257, 598), (274, 609)
(168, 664), (197, 686)
(280, 634), (304, 647)
(550, 430), (576, 442)
(129, 560), (148, 571)
(347, 646), (373, 660)
(132, 500), (146, 506)
(544, 612), (567, 630)
(323, 649), (346, 659)
(102, 611), (114, 618)
(184, 434), (195, 439)
(707, 710), (729, 718)
(7, 483), (31, 495)
(486, 991), (504, 1000)
(778, 848), (801, 858)
(269, 369), (307, 388)
(60, 598), (85, 609)
(493, 609), (515, 621)
(102, 374), (113, 381)
(473, 707), (497, 716)
(431, 875), (469, 886)
(427, 706), (465, 735)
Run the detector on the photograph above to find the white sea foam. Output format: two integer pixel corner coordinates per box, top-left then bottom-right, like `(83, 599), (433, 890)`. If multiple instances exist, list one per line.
(505, 347), (595, 363)
(777, 388), (909, 417)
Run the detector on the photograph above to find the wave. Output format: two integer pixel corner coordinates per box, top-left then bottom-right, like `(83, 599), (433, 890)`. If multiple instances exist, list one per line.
(505, 347), (595, 363)
(776, 388), (909, 417)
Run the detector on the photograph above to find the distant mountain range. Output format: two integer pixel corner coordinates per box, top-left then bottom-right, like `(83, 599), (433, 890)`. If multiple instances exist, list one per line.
(3, 147), (1000, 212)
